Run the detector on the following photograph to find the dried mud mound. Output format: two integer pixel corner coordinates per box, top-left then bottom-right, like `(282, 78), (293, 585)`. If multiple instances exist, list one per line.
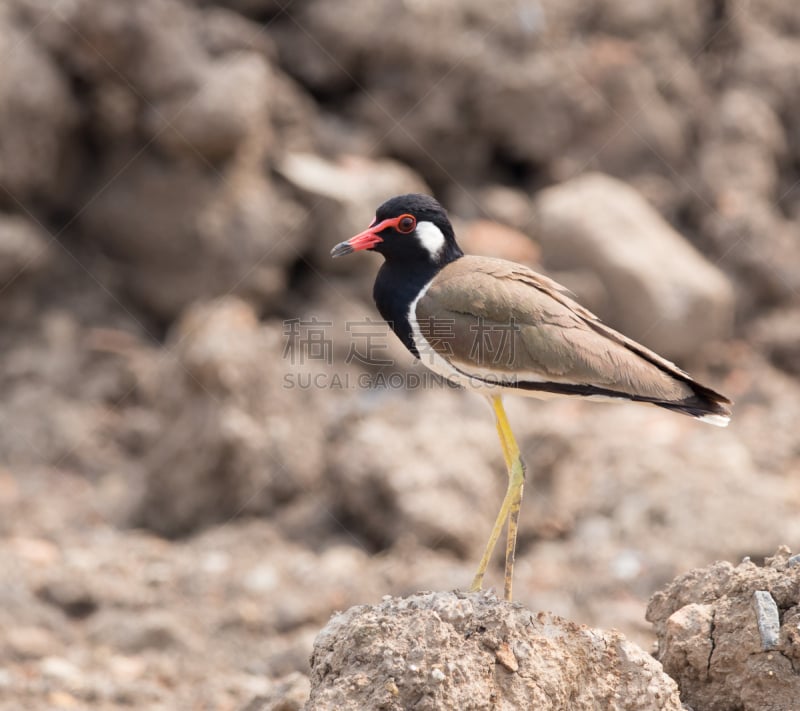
(307, 591), (681, 711)
(647, 547), (800, 711)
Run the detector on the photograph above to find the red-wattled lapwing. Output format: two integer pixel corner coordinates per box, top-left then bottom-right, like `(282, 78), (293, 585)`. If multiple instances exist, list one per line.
(331, 193), (732, 601)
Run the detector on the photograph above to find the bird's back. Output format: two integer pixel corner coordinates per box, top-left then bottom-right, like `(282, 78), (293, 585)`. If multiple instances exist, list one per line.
(415, 256), (731, 424)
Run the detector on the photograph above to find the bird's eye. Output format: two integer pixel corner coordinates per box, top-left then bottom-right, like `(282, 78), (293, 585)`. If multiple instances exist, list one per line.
(396, 215), (416, 234)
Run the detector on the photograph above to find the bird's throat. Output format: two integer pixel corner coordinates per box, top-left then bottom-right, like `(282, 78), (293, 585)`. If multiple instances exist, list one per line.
(373, 258), (447, 358)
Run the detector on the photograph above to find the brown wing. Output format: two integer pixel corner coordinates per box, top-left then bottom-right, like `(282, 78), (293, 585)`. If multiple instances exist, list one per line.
(416, 256), (731, 417)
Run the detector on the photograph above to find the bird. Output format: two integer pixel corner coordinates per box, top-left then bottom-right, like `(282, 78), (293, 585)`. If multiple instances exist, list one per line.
(331, 193), (732, 602)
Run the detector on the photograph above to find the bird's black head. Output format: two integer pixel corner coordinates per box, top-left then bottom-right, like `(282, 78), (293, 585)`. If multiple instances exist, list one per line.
(331, 193), (463, 266)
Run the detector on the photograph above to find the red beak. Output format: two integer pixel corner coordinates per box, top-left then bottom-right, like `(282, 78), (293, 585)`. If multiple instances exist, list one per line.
(330, 216), (401, 258)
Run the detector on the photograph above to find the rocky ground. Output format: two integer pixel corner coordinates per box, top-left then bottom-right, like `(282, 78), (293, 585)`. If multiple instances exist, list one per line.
(1, 0), (799, 708)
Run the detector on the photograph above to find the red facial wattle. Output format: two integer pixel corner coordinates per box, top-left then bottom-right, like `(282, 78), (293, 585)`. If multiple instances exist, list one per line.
(330, 214), (416, 257)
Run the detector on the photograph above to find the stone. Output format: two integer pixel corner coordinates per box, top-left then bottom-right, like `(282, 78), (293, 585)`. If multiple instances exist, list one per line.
(273, 1), (699, 182)
(36, 576), (98, 619)
(308, 591), (682, 710)
(40, 656), (83, 685)
(700, 201), (800, 314)
(470, 185), (535, 233)
(647, 548), (800, 711)
(534, 172), (734, 360)
(325, 389), (501, 558)
(275, 152), (430, 274)
(697, 90), (786, 210)
(79, 155), (308, 318)
(129, 297), (327, 536)
(0, 215), (52, 287)
(749, 307), (800, 377)
(144, 52), (273, 162)
(196, 0), (289, 17)
(24, 0), (318, 319)
(0, 5), (78, 204)
(5, 625), (61, 660)
(88, 609), (193, 653)
(458, 219), (540, 267)
(242, 672), (310, 711)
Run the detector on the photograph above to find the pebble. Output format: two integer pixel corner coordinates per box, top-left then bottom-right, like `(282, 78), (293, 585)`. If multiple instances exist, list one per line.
(89, 610), (188, 653)
(495, 642), (519, 672)
(36, 577), (97, 619)
(41, 656), (82, 684)
(12, 537), (60, 566)
(6, 626), (60, 660)
(46, 690), (80, 708)
(753, 590), (780, 650)
(243, 564), (278, 593)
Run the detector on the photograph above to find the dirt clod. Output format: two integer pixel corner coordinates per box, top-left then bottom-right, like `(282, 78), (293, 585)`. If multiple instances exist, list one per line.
(647, 548), (800, 711)
(308, 591), (682, 710)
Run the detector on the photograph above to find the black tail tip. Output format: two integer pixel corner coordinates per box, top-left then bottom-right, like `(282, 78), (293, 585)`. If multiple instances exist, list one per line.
(671, 387), (732, 427)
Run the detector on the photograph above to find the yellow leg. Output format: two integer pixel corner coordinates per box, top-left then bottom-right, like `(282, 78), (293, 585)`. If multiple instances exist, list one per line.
(470, 395), (526, 601)
(494, 407), (513, 471)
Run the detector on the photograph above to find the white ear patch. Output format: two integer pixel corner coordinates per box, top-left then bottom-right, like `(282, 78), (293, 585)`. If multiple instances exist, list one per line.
(415, 220), (446, 259)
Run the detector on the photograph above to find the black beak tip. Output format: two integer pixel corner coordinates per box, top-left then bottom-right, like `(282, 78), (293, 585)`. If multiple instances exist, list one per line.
(330, 241), (354, 258)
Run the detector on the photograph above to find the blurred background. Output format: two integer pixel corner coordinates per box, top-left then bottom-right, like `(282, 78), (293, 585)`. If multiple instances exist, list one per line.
(1, 0), (799, 708)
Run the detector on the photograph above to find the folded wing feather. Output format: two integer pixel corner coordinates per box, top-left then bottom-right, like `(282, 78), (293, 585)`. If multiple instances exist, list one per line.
(416, 256), (731, 416)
